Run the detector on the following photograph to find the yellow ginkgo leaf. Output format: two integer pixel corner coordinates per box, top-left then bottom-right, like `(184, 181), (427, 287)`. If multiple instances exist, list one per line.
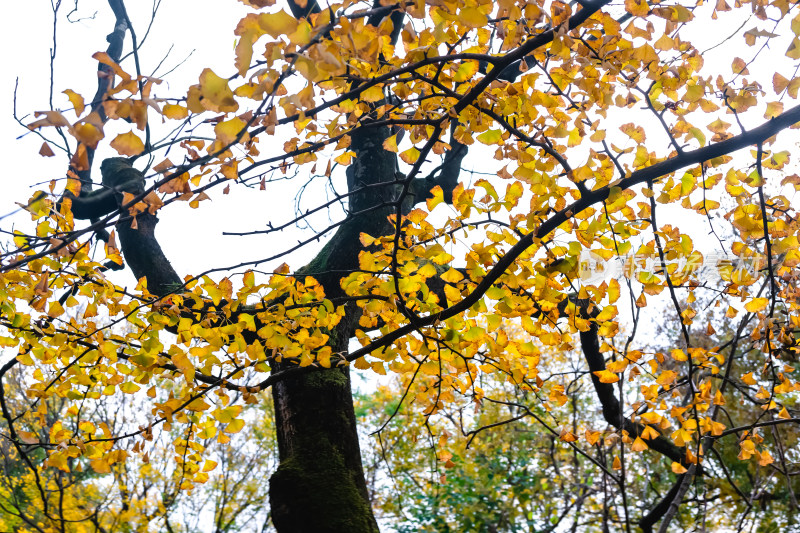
(110, 131), (145, 156)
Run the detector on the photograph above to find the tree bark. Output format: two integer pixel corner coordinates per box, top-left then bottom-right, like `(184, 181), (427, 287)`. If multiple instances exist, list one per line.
(267, 125), (401, 533)
(269, 324), (379, 533)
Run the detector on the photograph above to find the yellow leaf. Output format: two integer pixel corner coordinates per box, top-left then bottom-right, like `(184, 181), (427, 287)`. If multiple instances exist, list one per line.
(765, 101), (784, 119)
(119, 381), (141, 394)
(440, 268), (464, 283)
(744, 298), (768, 313)
(236, 30), (256, 76)
(459, 6), (487, 28)
(625, 0), (649, 17)
(671, 462), (688, 474)
(707, 118), (730, 134)
(90, 458), (111, 474)
(332, 151), (354, 166)
(426, 185), (444, 211)
(620, 123), (646, 143)
(197, 425), (217, 439)
(186, 398), (210, 412)
(654, 33), (674, 50)
(215, 117), (247, 145)
(73, 122), (105, 148)
(399, 147), (420, 165)
(453, 61), (479, 83)
(359, 233), (375, 246)
(194, 68), (239, 113)
(288, 20), (312, 45)
(361, 85), (385, 102)
(47, 301), (64, 318)
(46, 453), (71, 473)
(688, 127), (706, 146)
(631, 437), (648, 451)
(741, 372), (757, 386)
(593, 369), (620, 383)
(612, 456), (622, 470)
(608, 279), (620, 303)
(258, 10), (298, 37)
(163, 104), (189, 119)
(684, 84), (704, 103)
(110, 131), (145, 156)
(477, 129), (503, 145)
(671, 349), (688, 362)
(382, 134), (399, 153)
(63, 89), (85, 116)
(213, 405), (243, 424)
(295, 56), (319, 81)
(225, 418), (245, 434)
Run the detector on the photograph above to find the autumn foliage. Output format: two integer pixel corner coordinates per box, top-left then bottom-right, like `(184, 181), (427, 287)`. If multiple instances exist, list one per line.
(2, 0), (800, 531)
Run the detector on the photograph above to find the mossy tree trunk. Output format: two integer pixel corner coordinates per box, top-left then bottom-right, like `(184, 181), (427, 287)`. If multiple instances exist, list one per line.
(268, 333), (379, 533)
(267, 125), (401, 533)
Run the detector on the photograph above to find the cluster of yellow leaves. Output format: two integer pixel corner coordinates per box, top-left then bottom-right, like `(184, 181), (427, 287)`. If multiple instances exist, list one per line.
(29, 53), (161, 159)
(0, 228), (349, 489)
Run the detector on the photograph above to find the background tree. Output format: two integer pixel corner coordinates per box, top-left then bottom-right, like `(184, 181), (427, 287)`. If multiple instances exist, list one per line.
(0, 360), (276, 532)
(1, 0), (800, 531)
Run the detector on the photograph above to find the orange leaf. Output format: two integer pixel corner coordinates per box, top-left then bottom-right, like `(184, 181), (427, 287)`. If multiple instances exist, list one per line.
(594, 369), (620, 383)
(39, 143), (55, 157)
(73, 122), (104, 149)
(92, 51), (130, 80)
(110, 131), (145, 156)
(671, 462), (688, 474)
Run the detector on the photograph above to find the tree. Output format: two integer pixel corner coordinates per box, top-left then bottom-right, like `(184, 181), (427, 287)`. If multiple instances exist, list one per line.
(2, 0), (800, 531)
(358, 299), (800, 532)
(0, 365), (276, 532)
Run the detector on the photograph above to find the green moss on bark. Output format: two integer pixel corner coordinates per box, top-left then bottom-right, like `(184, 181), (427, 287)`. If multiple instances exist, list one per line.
(269, 369), (378, 533)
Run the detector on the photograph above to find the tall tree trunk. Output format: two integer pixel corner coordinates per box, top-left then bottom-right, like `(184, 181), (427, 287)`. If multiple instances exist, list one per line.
(268, 126), (400, 532)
